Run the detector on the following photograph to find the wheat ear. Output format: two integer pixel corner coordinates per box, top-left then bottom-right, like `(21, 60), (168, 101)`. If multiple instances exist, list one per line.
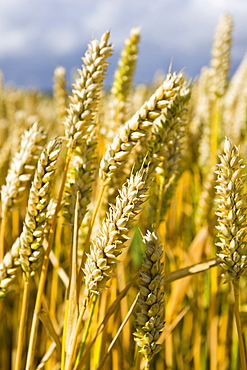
(148, 73), (190, 165)
(0, 122), (46, 260)
(133, 230), (164, 369)
(215, 136), (247, 370)
(215, 137), (247, 280)
(100, 71), (189, 185)
(84, 167), (149, 299)
(223, 53), (247, 143)
(1, 122), (46, 213)
(110, 27), (140, 125)
(64, 31), (112, 149)
(209, 13), (233, 98)
(142, 73), (190, 225)
(63, 126), (97, 227)
(53, 66), (67, 121)
(0, 237), (20, 298)
(111, 27), (140, 101)
(19, 138), (62, 278)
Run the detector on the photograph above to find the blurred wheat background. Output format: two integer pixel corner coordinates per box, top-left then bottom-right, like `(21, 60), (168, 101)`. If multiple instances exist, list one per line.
(0, 13), (247, 370)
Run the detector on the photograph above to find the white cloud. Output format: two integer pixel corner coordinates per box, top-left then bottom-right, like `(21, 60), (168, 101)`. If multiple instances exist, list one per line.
(44, 27), (80, 55)
(0, 0), (246, 88)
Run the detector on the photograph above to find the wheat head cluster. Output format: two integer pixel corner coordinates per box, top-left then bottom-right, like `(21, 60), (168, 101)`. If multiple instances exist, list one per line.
(0, 14), (247, 370)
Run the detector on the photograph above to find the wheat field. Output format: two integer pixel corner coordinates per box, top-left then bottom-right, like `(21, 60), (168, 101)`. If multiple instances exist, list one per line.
(0, 14), (247, 370)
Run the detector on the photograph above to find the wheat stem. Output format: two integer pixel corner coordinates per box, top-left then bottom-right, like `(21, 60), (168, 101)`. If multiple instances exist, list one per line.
(12, 209), (20, 240)
(97, 292), (139, 370)
(0, 213), (7, 261)
(210, 97), (220, 166)
(61, 298), (69, 370)
(64, 192), (80, 368)
(65, 296), (97, 370)
(15, 279), (30, 370)
(155, 182), (163, 228)
(76, 295), (98, 366)
(233, 280), (247, 370)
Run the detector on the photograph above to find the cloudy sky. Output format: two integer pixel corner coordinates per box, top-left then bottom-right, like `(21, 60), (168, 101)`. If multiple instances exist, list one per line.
(0, 0), (247, 91)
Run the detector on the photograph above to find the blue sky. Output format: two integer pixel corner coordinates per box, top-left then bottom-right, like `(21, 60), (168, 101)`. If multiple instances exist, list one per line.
(0, 0), (247, 91)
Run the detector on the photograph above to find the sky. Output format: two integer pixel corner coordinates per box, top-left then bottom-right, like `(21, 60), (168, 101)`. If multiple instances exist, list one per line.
(0, 0), (247, 91)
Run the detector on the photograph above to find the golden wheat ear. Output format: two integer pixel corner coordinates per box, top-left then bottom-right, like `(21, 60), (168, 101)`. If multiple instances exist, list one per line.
(215, 137), (247, 369)
(100, 71), (190, 186)
(215, 137), (247, 280)
(83, 167), (149, 299)
(1, 122), (46, 215)
(19, 138), (62, 279)
(0, 237), (20, 298)
(111, 27), (140, 102)
(53, 66), (67, 122)
(64, 31), (113, 150)
(144, 72), (191, 225)
(62, 129), (97, 228)
(223, 53), (247, 143)
(133, 230), (165, 368)
(209, 13), (233, 98)
(110, 27), (140, 126)
(0, 122), (46, 260)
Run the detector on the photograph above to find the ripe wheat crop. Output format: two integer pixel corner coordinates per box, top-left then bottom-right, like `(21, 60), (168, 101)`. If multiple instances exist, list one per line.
(0, 14), (247, 370)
